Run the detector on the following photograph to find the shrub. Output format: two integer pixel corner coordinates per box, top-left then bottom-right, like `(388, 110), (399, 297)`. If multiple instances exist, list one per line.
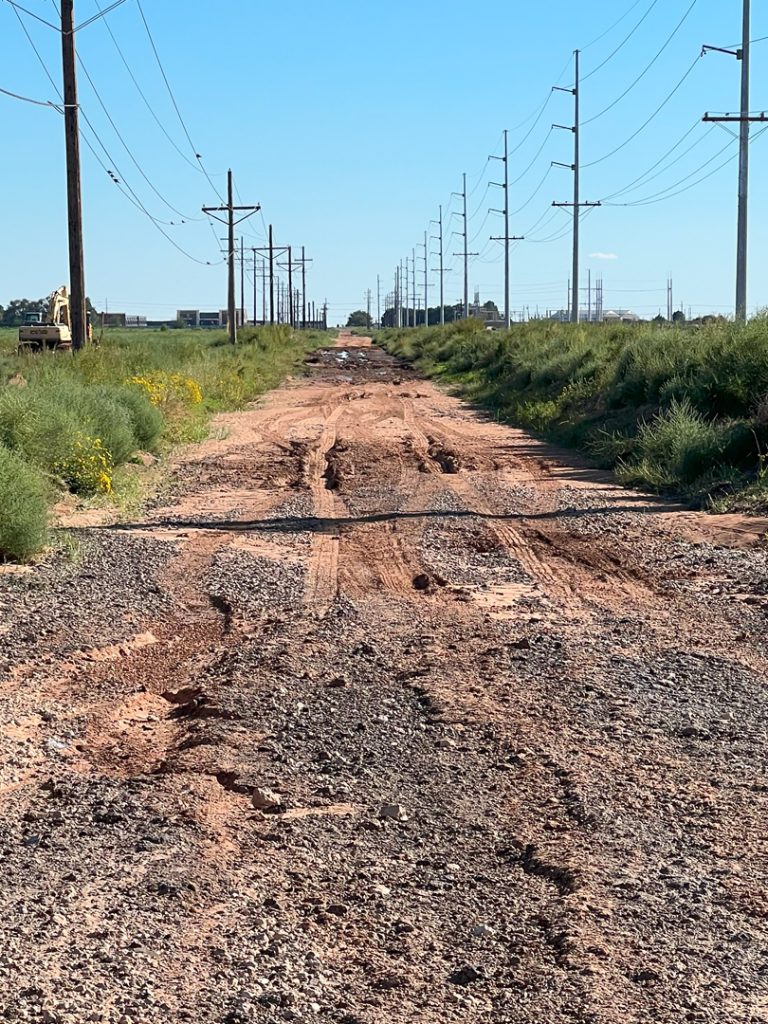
(0, 444), (49, 560)
(54, 433), (114, 495)
(103, 384), (164, 451)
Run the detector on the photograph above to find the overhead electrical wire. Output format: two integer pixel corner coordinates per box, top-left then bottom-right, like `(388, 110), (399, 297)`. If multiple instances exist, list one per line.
(583, 0), (699, 126)
(75, 54), (203, 221)
(582, 0), (663, 81)
(0, 84), (59, 107)
(604, 128), (768, 207)
(11, 5), (221, 264)
(135, 0), (226, 203)
(600, 120), (712, 201)
(581, 0), (648, 51)
(583, 52), (702, 167)
(1, 0), (58, 30)
(91, 0), (203, 173)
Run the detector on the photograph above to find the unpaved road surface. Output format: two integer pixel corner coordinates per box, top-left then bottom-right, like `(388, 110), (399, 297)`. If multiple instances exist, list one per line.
(1, 335), (767, 1024)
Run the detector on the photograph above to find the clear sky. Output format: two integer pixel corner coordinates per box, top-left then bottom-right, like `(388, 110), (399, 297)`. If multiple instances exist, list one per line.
(1, 0), (766, 323)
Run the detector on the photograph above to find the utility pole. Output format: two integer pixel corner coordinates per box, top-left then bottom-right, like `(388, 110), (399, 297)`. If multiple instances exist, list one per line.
(553, 50), (601, 324)
(251, 228), (289, 326)
(287, 247), (294, 327)
(269, 226), (274, 324)
(411, 247), (417, 327)
(240, 236), (245, 327)
(257, 245), (264, 325)
(703, 2), (764, 321)
(490, 129), (524, 330)
(405, 256), (410, 327)
(366, 288), (372, 328)
(203, 171), (260, 343)
(431, 205), (445, 326)
(453, 173), (478, 319)
(302, 246), (307, 329)
(61, 0), (87, 351)
(377, 274), (381, 329)
(423, 231), (429, 327)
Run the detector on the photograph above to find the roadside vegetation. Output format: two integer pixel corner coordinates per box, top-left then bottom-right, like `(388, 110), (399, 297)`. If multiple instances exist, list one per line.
(379, 317), (768, 512)
(0, 325), (323, 561)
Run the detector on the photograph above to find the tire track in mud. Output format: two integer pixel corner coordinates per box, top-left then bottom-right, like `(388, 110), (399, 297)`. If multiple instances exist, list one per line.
(303, 403), (347, 614)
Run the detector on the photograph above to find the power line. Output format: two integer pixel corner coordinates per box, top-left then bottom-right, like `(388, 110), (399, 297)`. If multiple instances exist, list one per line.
(135, 0), (225, 203)
(1, 0), (58, 30)
(11, 4), (220, 264)
(603, 135), (743, 206)
(583, 0), (699, 126)
(582, 0), (663, 81)
(600, 120), (712, 200)
(90, 0), (203, 173)
(0, 84), (59, 107)
(583, 53), (703, 167)
(581, 0), (649, 51)
(75, 53), (202, 221)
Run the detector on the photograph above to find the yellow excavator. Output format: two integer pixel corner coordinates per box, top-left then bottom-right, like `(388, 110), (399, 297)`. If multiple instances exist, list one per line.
(17, 286), (92, 353)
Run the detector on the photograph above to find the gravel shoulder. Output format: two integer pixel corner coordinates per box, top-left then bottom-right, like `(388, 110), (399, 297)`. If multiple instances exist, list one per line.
(0, 335), (766, 1024)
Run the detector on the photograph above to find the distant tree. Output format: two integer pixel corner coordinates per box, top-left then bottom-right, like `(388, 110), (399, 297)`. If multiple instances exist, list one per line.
(1, 298), (47, 327)
(672, 310), (686, 323)
(482, 300), (500, 319)
(346, 310), (372, 328)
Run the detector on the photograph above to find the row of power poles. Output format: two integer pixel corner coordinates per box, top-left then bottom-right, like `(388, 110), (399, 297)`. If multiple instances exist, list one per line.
(56, 0), (321, 351)
(388, 0), (760, 328)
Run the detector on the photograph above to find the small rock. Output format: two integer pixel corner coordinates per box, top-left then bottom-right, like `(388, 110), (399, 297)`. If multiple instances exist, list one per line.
(379, 803), (409, 822)
(252, 788), (282, 811)
(449, 965), (482, 986)
(412, 574), (431, 592)
(471, 924), (494, 938)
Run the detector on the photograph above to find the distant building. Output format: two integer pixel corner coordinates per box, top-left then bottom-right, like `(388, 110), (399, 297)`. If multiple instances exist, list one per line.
(103, 312), (127, 327)
(603, 309), (639, 323)
(177, 309), (246, 328)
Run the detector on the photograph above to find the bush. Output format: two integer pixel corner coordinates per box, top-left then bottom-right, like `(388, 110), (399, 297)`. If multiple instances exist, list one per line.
(0, 444), (49, 560)
(379, 318), (768, 504)
(104, 384), (164, 451)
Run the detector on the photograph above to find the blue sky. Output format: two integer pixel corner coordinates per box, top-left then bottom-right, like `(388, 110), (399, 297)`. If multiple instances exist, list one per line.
(1, 0), (766, 322)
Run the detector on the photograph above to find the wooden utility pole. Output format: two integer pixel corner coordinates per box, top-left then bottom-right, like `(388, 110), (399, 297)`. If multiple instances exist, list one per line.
(203, 170), (259, 343)
(61, 0), (87, 351)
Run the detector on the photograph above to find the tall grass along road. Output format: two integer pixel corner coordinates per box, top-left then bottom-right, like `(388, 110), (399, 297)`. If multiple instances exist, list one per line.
(0, 336), (766, 1022)
(380, 317), (768, 512)
(0, 326), (320, 561)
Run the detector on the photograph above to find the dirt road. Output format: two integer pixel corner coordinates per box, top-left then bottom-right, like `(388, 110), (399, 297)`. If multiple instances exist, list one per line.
(1, 335), (767, 1024)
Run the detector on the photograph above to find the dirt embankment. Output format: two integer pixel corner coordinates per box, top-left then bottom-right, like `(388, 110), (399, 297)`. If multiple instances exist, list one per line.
(0, 335), (766, 1024)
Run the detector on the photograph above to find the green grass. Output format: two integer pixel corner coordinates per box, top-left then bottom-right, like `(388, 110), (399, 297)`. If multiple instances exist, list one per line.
(378, 317), (768, 511)
(0, 325), (324, 560)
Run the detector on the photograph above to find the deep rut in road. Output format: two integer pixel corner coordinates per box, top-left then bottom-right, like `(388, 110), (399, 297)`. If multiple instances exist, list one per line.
(0, 335), (767, 1024)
